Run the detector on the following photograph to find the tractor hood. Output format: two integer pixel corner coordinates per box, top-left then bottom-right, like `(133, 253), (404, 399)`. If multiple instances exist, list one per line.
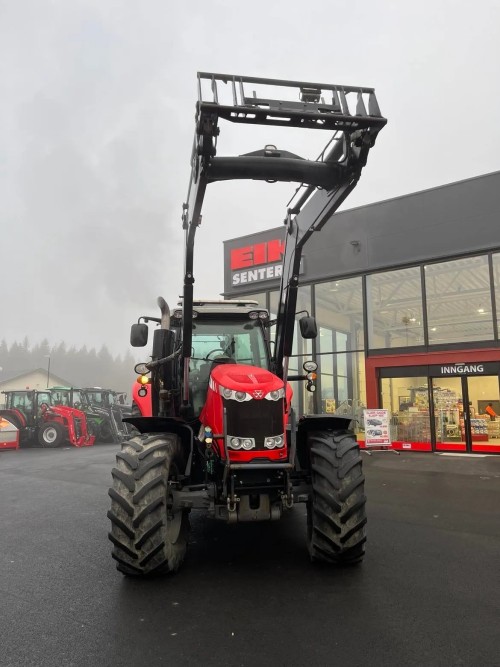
(210, 364), (283, 398)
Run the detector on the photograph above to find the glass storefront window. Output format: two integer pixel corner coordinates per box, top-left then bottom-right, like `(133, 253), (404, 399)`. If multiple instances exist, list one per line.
(367, 267), (424, 349)
(380, 376), (431, 443)
(317, 352), (350, 411)
(492, 253), (500, 336)
(425, 255), (494, 344)
(270, 286), (312, 414)
(317, 350), (366, 440)
(315, 278), (364, 353)
(269, 286), (312, 358)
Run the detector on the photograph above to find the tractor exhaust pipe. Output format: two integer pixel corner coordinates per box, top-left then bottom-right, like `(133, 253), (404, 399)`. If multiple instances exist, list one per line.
(157, 297), (170, 330)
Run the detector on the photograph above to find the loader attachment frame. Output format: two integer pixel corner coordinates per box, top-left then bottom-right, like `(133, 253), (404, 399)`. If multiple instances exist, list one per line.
(181, 72), (386, 404)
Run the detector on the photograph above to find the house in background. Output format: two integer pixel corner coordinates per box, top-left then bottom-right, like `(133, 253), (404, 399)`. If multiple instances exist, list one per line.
(0, 369), (74, 407)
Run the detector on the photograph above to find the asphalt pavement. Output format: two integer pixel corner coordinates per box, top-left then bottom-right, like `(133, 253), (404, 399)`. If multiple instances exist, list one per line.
(1, 445), (500, 667)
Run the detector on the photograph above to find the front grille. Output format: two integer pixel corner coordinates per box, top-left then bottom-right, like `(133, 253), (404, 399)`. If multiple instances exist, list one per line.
(224, 398), (284, 448)
(74, 419), (82, 439)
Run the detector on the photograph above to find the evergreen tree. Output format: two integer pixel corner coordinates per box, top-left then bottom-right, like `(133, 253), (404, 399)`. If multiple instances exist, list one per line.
(1, 338), (134, 393)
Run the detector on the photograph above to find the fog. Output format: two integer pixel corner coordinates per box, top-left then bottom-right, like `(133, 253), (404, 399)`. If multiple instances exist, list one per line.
(2, 0), (499, 357)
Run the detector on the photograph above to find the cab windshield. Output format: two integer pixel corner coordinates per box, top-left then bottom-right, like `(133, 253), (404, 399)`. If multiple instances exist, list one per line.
(86, 391), (114, 408)
(191, 319), (268, 368)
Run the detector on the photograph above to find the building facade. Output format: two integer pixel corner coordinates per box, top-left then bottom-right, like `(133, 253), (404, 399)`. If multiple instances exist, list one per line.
(223, 171), (500, 453)
(0, 369), (73, 408)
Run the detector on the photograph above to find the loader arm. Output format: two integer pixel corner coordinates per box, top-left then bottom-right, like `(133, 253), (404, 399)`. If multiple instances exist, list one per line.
(181, 72), (386, 401)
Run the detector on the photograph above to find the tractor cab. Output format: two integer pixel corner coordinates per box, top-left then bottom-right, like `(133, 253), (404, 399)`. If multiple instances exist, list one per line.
(50, 387), (87, 410)
(171, 301), (271, 415)
(4, 390), (53, 426)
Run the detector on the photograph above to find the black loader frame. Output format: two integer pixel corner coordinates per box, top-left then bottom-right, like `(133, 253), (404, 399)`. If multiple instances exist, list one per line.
(182, 73), (385, 397)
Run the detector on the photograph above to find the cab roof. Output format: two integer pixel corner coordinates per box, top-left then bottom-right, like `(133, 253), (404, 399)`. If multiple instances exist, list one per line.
(173, 299), (269, 318)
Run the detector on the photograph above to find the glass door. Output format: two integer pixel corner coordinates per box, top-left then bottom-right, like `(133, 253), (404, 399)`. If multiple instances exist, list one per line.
(467, 376), (500, 452)
(432, 377), (467, 452)
(380, 375), (432, 450)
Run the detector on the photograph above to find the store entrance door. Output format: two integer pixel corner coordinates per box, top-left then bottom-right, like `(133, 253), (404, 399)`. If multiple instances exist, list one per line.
(432, 377), (467, 452)
(433, 375), (500, 452)
(467, 376), (500, 453)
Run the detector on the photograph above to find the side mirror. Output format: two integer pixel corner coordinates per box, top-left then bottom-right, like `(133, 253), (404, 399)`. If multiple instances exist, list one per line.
(299, 315), (317, 339)
(130, 323), (149, 347)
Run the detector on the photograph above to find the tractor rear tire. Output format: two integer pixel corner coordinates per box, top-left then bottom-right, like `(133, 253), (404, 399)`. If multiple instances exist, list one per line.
(307, 430), (367, 565)
(38, 422), (65, 448)
(108, 433), (189, 577)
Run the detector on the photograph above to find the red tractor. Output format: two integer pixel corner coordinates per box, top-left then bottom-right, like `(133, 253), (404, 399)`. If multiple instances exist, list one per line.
(0, 390), (95, 448)
(108, 72), (386, 576)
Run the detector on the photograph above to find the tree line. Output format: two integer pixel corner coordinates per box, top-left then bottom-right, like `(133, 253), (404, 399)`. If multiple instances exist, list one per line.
(0, 338), (138, 395)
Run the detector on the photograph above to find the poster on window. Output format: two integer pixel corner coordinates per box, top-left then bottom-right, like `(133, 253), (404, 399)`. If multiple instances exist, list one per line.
(363, 409), (391, 447)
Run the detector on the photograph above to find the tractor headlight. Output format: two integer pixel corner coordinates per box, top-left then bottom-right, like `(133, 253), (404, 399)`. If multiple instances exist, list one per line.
(265, 387), (285, 401)
(265, 434), (285, 449)
(227, 436), (255, 450)
(229, 437), (242, 449)
(303, 360), (318, 372)
(219, 386), (252, 401)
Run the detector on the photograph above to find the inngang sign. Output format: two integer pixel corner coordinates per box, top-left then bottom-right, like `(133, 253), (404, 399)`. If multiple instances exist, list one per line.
(231, 239), (285, 286)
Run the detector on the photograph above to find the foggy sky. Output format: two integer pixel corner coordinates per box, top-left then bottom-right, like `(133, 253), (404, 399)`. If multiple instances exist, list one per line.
(1, 0), (500, 359)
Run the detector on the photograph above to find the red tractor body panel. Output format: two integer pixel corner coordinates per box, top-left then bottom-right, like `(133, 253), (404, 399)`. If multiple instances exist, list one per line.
(0, 416), (20, 450)
(0, 408), (27, 429)
(132, 379), (153, 417)
(200, 363), (293, 463)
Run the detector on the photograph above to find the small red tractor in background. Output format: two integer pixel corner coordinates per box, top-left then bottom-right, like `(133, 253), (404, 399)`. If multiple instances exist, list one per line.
(0, 390), (95, 448)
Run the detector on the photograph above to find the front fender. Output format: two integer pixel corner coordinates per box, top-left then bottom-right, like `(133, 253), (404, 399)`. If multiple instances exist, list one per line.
(296, 413), (355, 470)
(123, 417), (194, 474)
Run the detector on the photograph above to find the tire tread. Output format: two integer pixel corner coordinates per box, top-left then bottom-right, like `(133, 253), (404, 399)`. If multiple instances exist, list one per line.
(108, 434), (189, 577)
(307, 430), (367, 566)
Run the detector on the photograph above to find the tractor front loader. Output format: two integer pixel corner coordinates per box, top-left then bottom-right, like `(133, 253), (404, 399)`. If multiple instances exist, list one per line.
(108, 73), (386, 576)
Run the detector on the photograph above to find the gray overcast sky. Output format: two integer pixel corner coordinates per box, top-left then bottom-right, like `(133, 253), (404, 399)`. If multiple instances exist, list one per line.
(1, 0), (499, 354)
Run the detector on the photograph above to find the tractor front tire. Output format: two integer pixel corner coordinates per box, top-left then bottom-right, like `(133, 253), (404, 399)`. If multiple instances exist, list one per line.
(108, 434), (189, 577)
(38, 422), (65, 448)
(307, 430), (367, 565)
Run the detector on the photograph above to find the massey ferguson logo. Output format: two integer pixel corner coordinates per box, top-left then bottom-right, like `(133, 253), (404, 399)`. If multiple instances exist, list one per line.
(253, 390), (264, 399)
(441, 364), (485, 374)
(230, 239), (285, 286)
